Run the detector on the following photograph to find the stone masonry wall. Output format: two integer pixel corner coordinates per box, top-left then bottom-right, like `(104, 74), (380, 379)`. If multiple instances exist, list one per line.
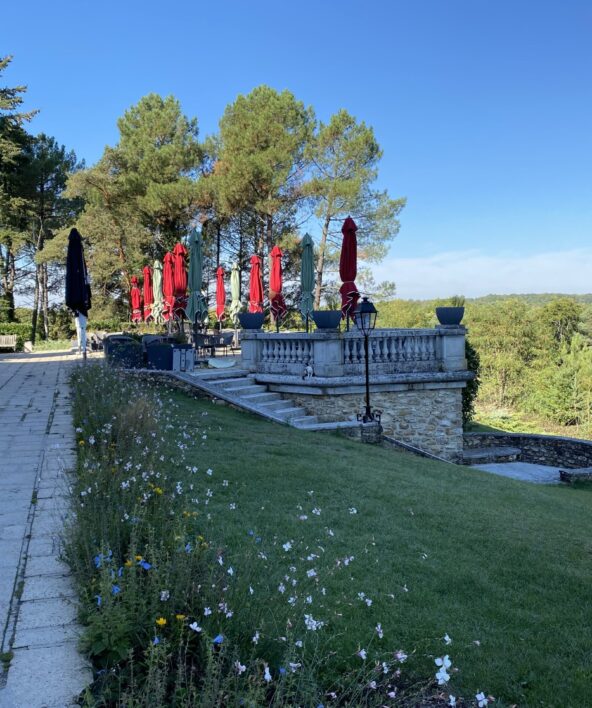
(290, 387), (464, 462)
(464, 432), (592, 469)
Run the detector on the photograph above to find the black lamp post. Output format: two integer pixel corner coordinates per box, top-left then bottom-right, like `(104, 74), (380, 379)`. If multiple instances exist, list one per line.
(353, 296), (380, 423)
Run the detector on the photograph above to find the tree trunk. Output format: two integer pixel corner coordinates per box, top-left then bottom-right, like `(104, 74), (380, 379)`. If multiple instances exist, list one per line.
(314, 212), (332, 309)
(41, 263), (49, 339)
(1, 246), (16, 322)
(31, 267), (40, 344)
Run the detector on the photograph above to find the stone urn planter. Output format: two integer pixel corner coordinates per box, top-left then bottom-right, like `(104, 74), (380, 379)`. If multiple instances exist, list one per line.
(311, 310), (342, 330)
(436, 306), (465, 326)
(238, 312), (265, 330)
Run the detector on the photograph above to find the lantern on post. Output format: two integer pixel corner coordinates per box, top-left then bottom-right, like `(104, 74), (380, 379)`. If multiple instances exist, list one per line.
(353, 296), (380, 423)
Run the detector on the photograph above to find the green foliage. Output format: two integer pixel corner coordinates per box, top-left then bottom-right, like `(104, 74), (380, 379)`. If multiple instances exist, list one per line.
(0, 321), (29, 349)
(462, 338), (480, 426)
(304, 109), (405, 306)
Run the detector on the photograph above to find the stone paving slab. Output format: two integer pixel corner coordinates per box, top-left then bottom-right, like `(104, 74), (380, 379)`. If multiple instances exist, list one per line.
(473, 461), (562, 484)
(0, 352), (92, 707)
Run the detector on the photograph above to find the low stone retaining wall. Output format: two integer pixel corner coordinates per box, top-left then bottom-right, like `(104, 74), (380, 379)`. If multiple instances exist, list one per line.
(464, 432), (592, 469)
(289, 386), (464, 462)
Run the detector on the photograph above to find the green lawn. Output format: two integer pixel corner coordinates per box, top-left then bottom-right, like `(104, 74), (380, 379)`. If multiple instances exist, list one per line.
(159, 388), (591, 706)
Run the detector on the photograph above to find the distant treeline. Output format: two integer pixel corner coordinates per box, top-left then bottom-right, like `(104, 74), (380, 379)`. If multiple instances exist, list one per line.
(379, 295), (592, 436)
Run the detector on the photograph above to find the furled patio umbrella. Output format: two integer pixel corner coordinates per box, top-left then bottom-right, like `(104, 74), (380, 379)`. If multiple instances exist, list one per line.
(65, 227), (91, 357)
(130, 275), (143, 322)
(299, 233), (315, 332)
(172, 242), (188, 319)
(248, 254), (264, 313)
(162, 252), (175, 321)
(142, 265), (153, 321)
(185, 228), (208, 330)
(269, 245), (287, 331)
(215, 266), (226, 322)
(339, 216), (360, 325)
(151, 260), (164, 324)
(229, 262), (241, 325)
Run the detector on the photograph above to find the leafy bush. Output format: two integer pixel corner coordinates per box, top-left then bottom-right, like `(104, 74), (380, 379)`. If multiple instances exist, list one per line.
(462, 338), (480, 426)
(0, 323), (30, 351)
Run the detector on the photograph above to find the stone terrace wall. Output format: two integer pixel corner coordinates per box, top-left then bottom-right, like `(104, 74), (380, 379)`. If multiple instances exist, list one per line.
(291, 387), (464, 462)
(464, 432), (592, 469)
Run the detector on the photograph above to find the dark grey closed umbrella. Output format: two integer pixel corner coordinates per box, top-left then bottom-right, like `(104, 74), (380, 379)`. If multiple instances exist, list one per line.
(65, 228), (91, 316)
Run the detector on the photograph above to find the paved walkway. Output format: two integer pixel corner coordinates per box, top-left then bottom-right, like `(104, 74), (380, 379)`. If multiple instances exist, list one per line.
(0, 352), (92, 708)
(474, 461), (562, 484)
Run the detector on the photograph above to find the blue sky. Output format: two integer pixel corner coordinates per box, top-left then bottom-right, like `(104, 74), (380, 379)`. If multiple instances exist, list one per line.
(3, 0), (591, 297)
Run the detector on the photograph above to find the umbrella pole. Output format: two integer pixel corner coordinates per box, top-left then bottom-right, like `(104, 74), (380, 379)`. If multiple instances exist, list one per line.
(306, 314), (309, 333)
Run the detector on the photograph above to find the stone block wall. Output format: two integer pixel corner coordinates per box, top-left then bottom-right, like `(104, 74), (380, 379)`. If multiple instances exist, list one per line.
(464, 432), (592, 469)
(290, 387), (464, 462)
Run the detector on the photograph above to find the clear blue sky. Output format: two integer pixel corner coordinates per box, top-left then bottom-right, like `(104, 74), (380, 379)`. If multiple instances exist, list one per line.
(3, 0), (591, 297)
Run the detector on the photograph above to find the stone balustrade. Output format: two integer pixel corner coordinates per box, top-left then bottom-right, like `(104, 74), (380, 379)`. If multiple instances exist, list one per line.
(241, 326), (466, 377)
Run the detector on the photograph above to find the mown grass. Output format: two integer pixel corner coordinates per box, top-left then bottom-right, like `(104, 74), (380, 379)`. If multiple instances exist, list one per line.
(69, 365), (592, 706)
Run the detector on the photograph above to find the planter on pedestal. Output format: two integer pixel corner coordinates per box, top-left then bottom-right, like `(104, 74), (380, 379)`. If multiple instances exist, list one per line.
(238, 312), (265, 330)
(436, 307), (465, 326)
(311, 310), (342, 330)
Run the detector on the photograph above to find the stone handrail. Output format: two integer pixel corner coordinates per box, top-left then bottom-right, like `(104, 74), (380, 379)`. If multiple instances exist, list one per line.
(241, 326), (466, 377)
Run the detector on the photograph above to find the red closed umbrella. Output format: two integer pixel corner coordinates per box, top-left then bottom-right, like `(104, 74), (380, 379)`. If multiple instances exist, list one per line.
(269, 245), (287, 328)
(172, 242), (188, 319)
(130, 275), (143, 322)
(163, 252), (175, 321)
(248, 255), (264, 313)
(339, 216), (360, 320)
(143, 265), (153, 321)
(215, 266), (226, 321)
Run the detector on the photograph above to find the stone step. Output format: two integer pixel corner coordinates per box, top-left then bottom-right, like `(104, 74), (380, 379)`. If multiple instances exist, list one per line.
(462, 446), (521, 465)
(273, 406), (307, 421)
(222, 384), (267, 394)
(559, 467), (592, 483)
(294, 420), (361, 431)
(290, 415), (319, 426)
(258, 399), (290, 411)
(241, 392), (282, 403)
(189, 370), (250, 382)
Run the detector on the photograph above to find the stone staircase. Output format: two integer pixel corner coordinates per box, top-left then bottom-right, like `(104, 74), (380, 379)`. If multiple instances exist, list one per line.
(174, 369), (359, 432)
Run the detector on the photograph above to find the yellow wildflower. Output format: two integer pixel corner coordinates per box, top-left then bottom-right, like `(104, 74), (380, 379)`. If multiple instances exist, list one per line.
(155, 617), (167, 627)
(124, 560), (133, 568)
(78, 440), (85, 446)
(175, 614), (186, 621)
(135, 555), (143, 561)
(154, 487), (163, 495)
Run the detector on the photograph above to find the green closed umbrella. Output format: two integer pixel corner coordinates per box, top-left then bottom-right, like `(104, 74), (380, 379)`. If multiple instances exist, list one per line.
(151, 260), (165, 324)
(300, 233), (315, 331)
(229, 262), (241, 325)
(185, 228), (208, 327)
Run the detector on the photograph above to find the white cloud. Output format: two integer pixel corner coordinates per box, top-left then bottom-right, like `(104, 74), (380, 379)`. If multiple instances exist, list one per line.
(372, 248), (592, 299)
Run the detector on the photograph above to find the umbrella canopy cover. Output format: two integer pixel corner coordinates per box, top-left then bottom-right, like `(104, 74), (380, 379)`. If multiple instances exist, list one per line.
(143, 265), (153, 320)
(172, 242), (188, 318)
(215, 266), (226, 321)
(185, 229), (209, 326)
(130, 275), (143, 322)
(151, 260), (165, 324)
(339, 217), (360, 319)
(299, 233), (315, 321)
(229, 262), (241, 325)
(248, 255), (264, 313)
(65, 228), (91, 317)
(162, 252), (175, 320)
(269, 245), (287, 322)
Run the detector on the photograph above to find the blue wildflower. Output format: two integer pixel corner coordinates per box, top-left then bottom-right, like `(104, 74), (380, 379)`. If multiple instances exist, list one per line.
(247, 530), (254, 537)
(111, 585), (121, 595)
(117, 567), (123, 577)
(95, 595), (102, 607)
(138, 560), (152, 570)
(212, 634), (224, 644)
(93, 554), (102, 568)
(279, 667), (286, 676)
(185, 543), (192, 553)
(255, 537), (262, 544)
(152, 636), (160, 645)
